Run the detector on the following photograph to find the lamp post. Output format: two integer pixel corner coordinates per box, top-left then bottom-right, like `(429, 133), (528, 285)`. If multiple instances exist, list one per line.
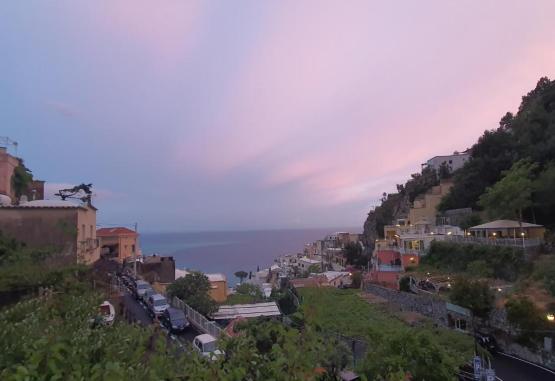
(521, 232), (526, 249)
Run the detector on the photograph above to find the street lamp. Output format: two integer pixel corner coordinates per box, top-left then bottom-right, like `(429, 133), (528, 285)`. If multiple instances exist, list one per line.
(547, 314), (554, 322)
(521, 232), (526, 248)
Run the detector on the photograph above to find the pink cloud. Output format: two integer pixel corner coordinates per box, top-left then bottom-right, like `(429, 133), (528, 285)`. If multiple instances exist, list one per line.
(176, 1), (555, 209)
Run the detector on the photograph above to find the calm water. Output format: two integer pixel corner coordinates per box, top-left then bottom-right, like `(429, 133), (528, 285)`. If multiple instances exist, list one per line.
(140, 228), (359, 285)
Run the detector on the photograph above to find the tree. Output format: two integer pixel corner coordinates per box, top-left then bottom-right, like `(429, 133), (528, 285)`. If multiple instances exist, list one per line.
(478, 159), (539, 223)
(343, 242), (362, 266)
(234, 270), (248, 283)
(351, 271), (362, 289)
(235, 283), (264, 302)
(166, 271), (217, 316)
(506, 297), (547, 347)
(449, 278), (494, 319)
(360, 330), (461, 381)
(11, 161), (33, 200)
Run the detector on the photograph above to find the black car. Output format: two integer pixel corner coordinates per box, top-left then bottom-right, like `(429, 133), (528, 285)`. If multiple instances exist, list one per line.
(161, 307), (189, 333)
(475, 332), (498, 353)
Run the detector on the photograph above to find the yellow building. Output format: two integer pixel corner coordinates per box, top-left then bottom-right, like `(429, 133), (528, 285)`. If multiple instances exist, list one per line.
(408, 180), (453, 225)
(0, 199), (100, 264)
(207, 273), (228, 303)
(97, 227), (139, 263)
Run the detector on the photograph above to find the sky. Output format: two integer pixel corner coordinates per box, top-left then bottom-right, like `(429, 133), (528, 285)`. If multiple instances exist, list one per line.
(1, 1), (555, 232)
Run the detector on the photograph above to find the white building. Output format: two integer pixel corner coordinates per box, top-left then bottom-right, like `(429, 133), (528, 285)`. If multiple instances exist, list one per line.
(298, 257), (322, 272)
(424, 151), (470, 173)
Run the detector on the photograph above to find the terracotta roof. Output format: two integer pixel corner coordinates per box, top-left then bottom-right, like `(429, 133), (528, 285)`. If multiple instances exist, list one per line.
(96, 227), (138, 236)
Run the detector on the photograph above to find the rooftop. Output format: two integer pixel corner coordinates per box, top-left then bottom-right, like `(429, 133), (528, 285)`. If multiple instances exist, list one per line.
(97, 227), (138, 236)
(469, 220), (544, 230)
(0, 199), (85, 209)
(212, 301), (281, 320)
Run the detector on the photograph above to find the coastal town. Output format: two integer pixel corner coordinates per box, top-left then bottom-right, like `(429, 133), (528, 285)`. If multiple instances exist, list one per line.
(2, 110), (555, 380)
(2, 2), (555, 380)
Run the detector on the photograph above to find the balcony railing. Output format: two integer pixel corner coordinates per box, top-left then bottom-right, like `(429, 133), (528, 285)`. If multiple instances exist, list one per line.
(445, 235), (542, 248)
(377, 264), (403, 272)
(79, 238), (99, 251)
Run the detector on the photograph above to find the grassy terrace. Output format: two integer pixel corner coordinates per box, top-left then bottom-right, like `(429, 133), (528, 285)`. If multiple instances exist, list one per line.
(298, 287), (474, 378)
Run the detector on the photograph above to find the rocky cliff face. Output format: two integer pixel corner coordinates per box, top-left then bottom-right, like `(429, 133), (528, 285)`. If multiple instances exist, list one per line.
(362, 192), (411, 251)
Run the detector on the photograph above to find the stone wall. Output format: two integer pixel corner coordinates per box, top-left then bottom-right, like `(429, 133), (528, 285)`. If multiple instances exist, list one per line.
(365, 283), (450, 325)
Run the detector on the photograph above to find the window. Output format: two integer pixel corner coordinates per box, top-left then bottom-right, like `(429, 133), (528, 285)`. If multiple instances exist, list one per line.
(82, 224), (85, 240)
(132, 244), (135, 253)
(90, 225), (93, 238)
(455, 319), (467, 331)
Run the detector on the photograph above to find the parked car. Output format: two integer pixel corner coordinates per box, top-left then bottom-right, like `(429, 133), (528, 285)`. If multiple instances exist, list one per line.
(475, 332), (498, 353)
(141, 287), (156, 304)
(147, 293), (170, 317)
(161, 307), (189, 333)
(133, 280), (151, 299)
(99, 301), (115, 326)
(192, 334), (223, 360)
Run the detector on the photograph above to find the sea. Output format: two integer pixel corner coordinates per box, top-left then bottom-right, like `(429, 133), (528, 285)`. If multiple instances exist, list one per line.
(140, 228), (360, 286)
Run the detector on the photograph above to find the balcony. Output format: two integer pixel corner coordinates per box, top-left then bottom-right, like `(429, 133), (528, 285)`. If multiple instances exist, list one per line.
(79, 238), (99, 251)
(377, 264), (403, 272)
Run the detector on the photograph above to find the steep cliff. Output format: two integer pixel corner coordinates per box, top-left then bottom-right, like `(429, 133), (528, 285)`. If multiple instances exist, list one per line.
(362, 167), (439, 250)
(362, 192), (411, 250)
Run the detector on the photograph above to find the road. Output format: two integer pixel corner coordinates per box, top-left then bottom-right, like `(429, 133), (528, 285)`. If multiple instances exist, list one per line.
(119, 283), (201, 345)
(492, 352), (555, 381)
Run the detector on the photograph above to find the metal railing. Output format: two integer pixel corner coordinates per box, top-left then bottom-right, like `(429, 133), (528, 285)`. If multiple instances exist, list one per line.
(446, 235), (542, 248)
(172, 296), (224, 338)
(377, 264), (403, 272)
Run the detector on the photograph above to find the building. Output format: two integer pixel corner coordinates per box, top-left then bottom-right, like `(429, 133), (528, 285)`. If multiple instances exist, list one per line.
(207, 273), (228, 302)
(97, 227), (139, 263)
(175, 269), (228, 303)
(0, 146), (45, 203)
(408, 180), (454, 225)
(139, 255), (175, 286)
(212, 301), (281, 321)
(468, 220), (545, 240)
(321, 271), (352, 287)
(0, 199), (100, 264)
(298, 257), (322, 273)
(0, 146), (19, 200)
(423, 151), (470, 174)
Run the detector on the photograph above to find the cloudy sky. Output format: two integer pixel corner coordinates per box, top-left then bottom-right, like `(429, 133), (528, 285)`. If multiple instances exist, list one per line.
(1, 1), (554, 231)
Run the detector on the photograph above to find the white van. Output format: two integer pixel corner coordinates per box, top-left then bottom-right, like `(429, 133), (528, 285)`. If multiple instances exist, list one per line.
(147, 293), (169, 317)
(192, 334), (223, 360)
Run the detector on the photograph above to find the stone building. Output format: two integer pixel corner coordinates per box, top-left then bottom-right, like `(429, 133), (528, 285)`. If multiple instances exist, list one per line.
(0, 199), (100, 264)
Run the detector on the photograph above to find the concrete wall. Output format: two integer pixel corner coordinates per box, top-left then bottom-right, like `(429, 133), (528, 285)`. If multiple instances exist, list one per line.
(0, 206), (99, 264)
(209, 280), (227, 302)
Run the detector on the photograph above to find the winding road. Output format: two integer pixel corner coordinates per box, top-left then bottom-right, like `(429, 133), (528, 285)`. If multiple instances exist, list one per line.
(492, 352), (555, 381)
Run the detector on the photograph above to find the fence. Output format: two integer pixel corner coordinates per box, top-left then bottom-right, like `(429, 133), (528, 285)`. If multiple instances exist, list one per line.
(172, 296), (224, 338)
(445, 235), (542, 248)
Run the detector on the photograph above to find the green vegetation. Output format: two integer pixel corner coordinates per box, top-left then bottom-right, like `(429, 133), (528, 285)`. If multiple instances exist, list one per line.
(343, 242), (369, 268)
(478, 159), (538, 222)
(225, 283), (265, 305)
(298, 288), (473, 381)
(11, 160), (33, 200)
(449, 278), (494, 319)
(0, 234), (358, 380)
(166, 271), (218, 315)
(531, 255), (555, 296)
(506, 297), (549, 348)
(422, 241), (529, 282)
(439, 77), (555, 230)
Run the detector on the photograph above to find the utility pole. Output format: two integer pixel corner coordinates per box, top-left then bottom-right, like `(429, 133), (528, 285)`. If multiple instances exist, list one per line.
(133, 222), (138, 278)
